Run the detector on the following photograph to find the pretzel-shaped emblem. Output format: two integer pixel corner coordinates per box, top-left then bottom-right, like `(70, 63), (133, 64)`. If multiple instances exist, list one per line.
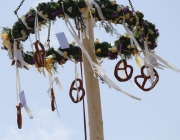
(33, 40), (46, 67)
(69, 78), (85, 103)
(51, 87), (56, 111)
(16, 103), (22, 129)
(134, 65), (159, 91)
(114, 59), (133, 82)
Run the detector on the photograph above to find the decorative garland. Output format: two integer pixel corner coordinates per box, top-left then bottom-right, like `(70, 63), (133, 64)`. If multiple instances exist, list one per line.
(1, 0), (159, 71)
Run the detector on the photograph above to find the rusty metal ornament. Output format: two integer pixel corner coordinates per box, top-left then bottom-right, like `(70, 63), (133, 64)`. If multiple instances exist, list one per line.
(33, 40), (46, 67)
(69, 78), (85, 103)
(16, 103), (22, 129)
(134, 65), (159, 91)
(114, 59), (133, 82)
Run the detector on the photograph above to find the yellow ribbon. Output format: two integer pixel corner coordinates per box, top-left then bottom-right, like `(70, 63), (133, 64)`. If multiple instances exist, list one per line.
(45, 56), (54, 75)
(134, 50), (141, 67)
(35, 62), (42, 73)
(96, 48), (101, 53)
(35, 56), (54, 74)
(79, 7), (90, 20)
(1, 33), (9, 46)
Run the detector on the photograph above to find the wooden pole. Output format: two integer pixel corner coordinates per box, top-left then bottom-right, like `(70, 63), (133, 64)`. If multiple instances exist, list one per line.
(82, 20), (104, 140)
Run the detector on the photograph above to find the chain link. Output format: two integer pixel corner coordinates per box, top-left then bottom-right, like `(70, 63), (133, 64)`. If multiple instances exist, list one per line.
(128, 0), (135, 12)
(14, 0), (25, 18)
(47, 22), (51, 50)
(46, 0), (53, 50)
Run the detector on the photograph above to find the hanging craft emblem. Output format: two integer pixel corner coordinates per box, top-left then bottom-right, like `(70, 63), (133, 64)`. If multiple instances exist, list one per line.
(114, 59), (133, 82)
(69, 78), (85, 103)
(134, 65), (159, 91)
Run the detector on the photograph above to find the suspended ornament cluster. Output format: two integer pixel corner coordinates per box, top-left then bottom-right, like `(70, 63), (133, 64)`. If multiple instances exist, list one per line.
(1, 0), (180, 129)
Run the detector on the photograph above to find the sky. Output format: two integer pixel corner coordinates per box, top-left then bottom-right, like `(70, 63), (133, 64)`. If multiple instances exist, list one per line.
(0, 0), (180, 140)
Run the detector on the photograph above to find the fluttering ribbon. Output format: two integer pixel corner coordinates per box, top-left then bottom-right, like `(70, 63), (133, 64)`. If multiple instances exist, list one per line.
(135, 53), (141, 67)
(122, 18), (180, 73)
(19, 90), (33, 119)
(56, 49), (76, 63)
(91, 0), (105, 20)
(144, 40), (155, 83)
(61, 3), (141, 100)
(13, 40), (33, 120)
(45, 55), (55, 75)
(80, 0), (105, 39)
(47, 73), (62, 117)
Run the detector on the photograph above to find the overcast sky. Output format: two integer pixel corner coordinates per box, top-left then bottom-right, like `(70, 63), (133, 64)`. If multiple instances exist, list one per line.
(0, 0), (180, 140)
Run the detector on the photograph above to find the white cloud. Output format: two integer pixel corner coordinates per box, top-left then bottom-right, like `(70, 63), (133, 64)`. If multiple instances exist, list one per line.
(2, 107), (72, 140)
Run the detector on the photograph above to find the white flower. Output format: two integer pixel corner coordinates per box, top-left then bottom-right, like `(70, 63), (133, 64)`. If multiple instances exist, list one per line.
(101, 4), (105, 8)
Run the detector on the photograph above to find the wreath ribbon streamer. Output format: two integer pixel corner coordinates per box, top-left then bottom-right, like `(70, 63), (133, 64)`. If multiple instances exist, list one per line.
(47, 73), (62, 117)
(13, 40), (33, 119)
(62, 8), (141, 100)
(122, 18), (180, 73)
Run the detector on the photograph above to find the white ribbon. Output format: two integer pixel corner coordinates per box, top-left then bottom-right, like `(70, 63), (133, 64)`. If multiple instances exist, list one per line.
(33, 11), (46, 77)
(21, 17), (33, 30)
(23, 105), (33, 119)
(36, 11), (49, 21)
(62, 9), (140, 100)
(145, 50), (180, 72)
(47, 73), (62, 117)
(19, 90), (33, 119)
(122, 18), (180, 73)
(91, 0), (105, 20)
(34, 12), (40, 41)
(80, 0), (105, 39)
(56, 49), (76, 63)
(16, 50), (33, 69)
(47, 75), (63, 93)
(144, 40), (155, 83)
(13, 41), (33, 119)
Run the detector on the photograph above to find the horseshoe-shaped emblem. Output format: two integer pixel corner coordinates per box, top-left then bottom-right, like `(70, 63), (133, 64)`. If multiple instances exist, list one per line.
(16, 103), (22, 129)
(33, 40), (46, 68)
(69, 78), (85, 103)
(134, 65), (159, 91)
(114, 59), (133, 82)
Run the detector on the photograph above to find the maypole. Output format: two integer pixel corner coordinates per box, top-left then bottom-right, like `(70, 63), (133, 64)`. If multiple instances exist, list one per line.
(1, 0), (180, 139)
(82, 19), (104, 140)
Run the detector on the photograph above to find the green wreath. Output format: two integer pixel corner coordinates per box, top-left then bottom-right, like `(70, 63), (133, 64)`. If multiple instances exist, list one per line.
(1, 0), (159, 70)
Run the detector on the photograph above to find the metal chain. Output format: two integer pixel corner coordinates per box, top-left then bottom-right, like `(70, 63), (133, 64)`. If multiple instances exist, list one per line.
(14, 0), (25, 18)
(128, 0), (135, 12)
(45, 0), (53, 50)
(47, 22), (51, 50)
